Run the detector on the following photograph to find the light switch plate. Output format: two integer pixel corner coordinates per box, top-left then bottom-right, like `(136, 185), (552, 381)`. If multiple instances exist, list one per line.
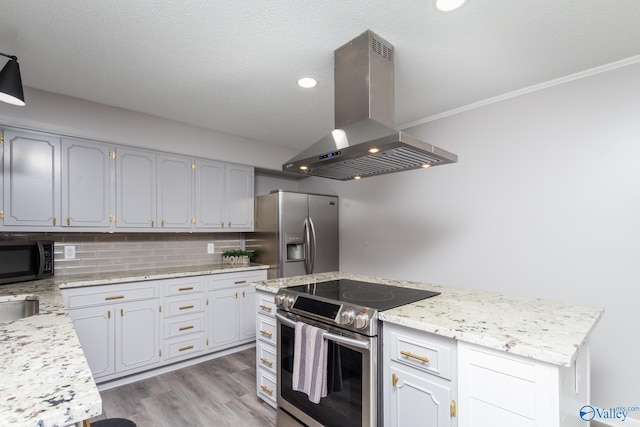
(207, 243), (215, 254)
(64, 245), (76, 259)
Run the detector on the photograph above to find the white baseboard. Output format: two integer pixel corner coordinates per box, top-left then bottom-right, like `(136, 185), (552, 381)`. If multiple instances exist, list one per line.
(96, 342), (255, 391)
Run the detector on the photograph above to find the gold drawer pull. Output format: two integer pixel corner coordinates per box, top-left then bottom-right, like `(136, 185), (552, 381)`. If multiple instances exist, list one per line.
(234, 280), (246, 285)
(450, 399), (457, 417)
(259, 304), (273, 312)
(179, 305), (195, 310)
(260, 385), (273, 395)
(392, 373), (398, 387)
(179, 345), (194, 352)
(105, 295), (125, 300)
(178, 286), (194, 291)
(179, 325), (194, 331)
(260, 330), (273, 337)
(260, 357), (273, 367)
(400, 350), (430, 364)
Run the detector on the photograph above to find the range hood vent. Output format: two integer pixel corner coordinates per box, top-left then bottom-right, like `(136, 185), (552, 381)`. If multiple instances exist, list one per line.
(283, 30), (457, 181)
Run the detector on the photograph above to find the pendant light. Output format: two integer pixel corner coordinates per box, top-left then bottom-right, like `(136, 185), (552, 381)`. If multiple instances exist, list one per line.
(0, 52), (25, 106)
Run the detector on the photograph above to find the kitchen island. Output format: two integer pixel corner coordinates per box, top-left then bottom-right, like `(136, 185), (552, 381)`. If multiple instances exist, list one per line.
(253, 271), (604, 426)
(0, 263), (268, 427)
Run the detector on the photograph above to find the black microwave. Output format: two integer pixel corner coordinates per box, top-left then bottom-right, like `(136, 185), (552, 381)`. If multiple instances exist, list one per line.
(0, 240), (54, 285)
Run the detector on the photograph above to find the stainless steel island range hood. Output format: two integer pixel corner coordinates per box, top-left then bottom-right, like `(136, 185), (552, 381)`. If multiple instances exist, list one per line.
(283, 30), (458, 181)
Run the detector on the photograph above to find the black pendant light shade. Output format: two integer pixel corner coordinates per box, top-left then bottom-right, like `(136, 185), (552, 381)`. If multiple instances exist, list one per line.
(0, 53), (25, 106)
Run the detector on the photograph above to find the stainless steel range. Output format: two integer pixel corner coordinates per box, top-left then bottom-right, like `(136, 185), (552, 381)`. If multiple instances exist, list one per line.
(275, 279), (440, 427)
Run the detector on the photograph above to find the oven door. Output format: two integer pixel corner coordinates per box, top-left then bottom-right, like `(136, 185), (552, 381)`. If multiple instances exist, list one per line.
(276, 311), (377, 427)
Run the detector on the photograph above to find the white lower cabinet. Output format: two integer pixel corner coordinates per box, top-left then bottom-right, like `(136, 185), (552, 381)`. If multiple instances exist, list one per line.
(255, 290), (277, 407)
(383, 323), (458, 427)
(206, 271), (262, 351)
(63, 282), (161, 381)
(63, 269), (267, 383)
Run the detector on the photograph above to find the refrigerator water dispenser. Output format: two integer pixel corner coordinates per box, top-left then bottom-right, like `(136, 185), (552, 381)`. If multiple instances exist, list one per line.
(285, 234), (305, 261)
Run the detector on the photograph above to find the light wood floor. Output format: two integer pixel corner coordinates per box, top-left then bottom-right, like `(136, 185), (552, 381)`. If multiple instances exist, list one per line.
(90, 347), (277, 427)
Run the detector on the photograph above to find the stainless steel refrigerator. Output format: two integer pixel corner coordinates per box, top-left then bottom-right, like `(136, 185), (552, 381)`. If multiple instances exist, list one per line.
(250, 190), (339, 279)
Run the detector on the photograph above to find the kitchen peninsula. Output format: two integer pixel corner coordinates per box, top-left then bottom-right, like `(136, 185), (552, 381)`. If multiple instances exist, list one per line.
(254, 272), (604, 427)
(0, 263), (267, 427)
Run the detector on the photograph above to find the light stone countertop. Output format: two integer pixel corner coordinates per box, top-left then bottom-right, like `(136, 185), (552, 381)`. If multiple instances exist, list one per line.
(253, 271), (604, 367)
(0, 263), (268, 427)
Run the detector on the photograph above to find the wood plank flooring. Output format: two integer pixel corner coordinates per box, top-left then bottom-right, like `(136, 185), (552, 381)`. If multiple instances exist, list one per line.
(90, 348), (276, 427)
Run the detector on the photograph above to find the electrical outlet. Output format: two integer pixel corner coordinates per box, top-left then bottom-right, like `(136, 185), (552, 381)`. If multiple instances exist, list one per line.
(64, 245), (76, 259)
(207, 243), (215, 254)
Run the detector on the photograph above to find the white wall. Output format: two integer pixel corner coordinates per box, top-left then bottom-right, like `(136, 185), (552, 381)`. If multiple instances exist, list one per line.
(301, 62), (640, 422)
(0, 87), (298, 170)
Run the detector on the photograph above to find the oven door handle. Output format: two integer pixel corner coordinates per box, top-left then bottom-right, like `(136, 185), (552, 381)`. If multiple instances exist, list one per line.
(276, 313), (370, 350)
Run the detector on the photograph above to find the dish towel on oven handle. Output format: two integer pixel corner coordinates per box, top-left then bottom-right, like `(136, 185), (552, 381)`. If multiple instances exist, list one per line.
(292, 321), (328, 404)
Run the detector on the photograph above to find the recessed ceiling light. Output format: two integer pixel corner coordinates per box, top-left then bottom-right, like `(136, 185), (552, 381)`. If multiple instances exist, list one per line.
(300, 165), (309, 171)
(297, 77), (317, 88)
(421, 163), (431, 168)
(434, 0), (468, 12)
(353, 176), (362, 180)
(368, 148), (380, 154)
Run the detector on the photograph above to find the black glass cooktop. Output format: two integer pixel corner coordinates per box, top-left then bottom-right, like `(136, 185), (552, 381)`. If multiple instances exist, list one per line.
(285, 279), (440, 311)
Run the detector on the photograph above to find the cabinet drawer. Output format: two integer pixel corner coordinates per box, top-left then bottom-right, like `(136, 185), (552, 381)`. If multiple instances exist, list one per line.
(256, 293), (276, 317)
(257, 369), (277, 405)
(388, 328), (453, 380)
(164, 277), (204, 297)
(257, 340), (277, 375)
(164, 313), (205, 339)
(64, 283), (159, 309)
(257, 315), (277, 345)
(208, 272), (267, 291)
(164, 294), (205, 317)
(164, 334), (205, 361)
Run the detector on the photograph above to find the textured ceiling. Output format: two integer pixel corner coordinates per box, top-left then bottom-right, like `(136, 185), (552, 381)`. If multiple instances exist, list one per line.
(1, 0), (640, 152)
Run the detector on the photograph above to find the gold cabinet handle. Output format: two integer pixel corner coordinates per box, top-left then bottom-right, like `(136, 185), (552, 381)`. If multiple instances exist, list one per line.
(179, 305), (194, 310)
(260, 385), (273, 395)
(400, 350), (430, 364)
(392, 373), (398, 387)
(234, 280), (247, 284)
(161, 220), (165, 228)
(178, 287), (194, 291)
(151, 220), (155, 227)
(228, 222), (232, 227)
(107, 310), (111, 319)
(450, 400), (457, 417)
(260, 357), (273, 367)
(105, 295), (125, 300)
(179, 345), (194, 352)
(67, 218), (71, 226)
(259, 304), (272, 312)
(120, 308), (124, 316)
(53, 217), (57, 226)
(179, 325), (194, 331)
(220, 221), (224, 228)
(260, 330), (273, 337)
(242, 291), (245, 298)
(191, 218), (196, 224)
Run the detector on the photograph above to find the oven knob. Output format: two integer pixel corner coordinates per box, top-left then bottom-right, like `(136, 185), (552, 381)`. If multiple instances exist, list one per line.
(284, 295), (296, 308)
(340, 308), (355, 325)
(275, 294), (286, 307)
(354, 311), (370, 330)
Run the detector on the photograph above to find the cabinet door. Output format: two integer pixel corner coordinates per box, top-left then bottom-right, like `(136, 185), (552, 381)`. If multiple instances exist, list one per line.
(225, 164), (254, 230)
(115, 299), (161, 373)
(2, 129), (61, 228)
(194, 159), (224, 229)
(157, 154), (193, 229)
(61, 138), (113, 228)
(207, 288), (239, 349)
(115, 146), (156, 228)
(68, 306), (116, 379)
(240, 285), (256, 340)
(388, 363), (453, 427)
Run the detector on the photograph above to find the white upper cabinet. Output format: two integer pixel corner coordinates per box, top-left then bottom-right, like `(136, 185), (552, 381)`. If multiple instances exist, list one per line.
(225, 164), (254, 231)
(157, 154), (194, 230)
(2, 129), (61, 229)
(61, 138), (114, 228)
(0, 126), (254, 232)
(115, 147), (157, 229)
(194, 159), (225, 230)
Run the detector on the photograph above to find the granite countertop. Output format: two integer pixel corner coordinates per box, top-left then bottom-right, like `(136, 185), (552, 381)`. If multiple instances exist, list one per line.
(253, 272), (604, 367)
(0, 263), (268, 427)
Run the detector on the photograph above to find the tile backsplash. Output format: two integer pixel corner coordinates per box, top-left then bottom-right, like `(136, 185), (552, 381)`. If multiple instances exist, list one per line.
(0, 232), (245, 277)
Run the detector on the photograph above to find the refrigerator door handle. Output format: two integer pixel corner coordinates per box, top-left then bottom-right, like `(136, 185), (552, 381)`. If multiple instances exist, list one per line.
(303, 218), (311, 274)
(308, 217), (317, 274)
